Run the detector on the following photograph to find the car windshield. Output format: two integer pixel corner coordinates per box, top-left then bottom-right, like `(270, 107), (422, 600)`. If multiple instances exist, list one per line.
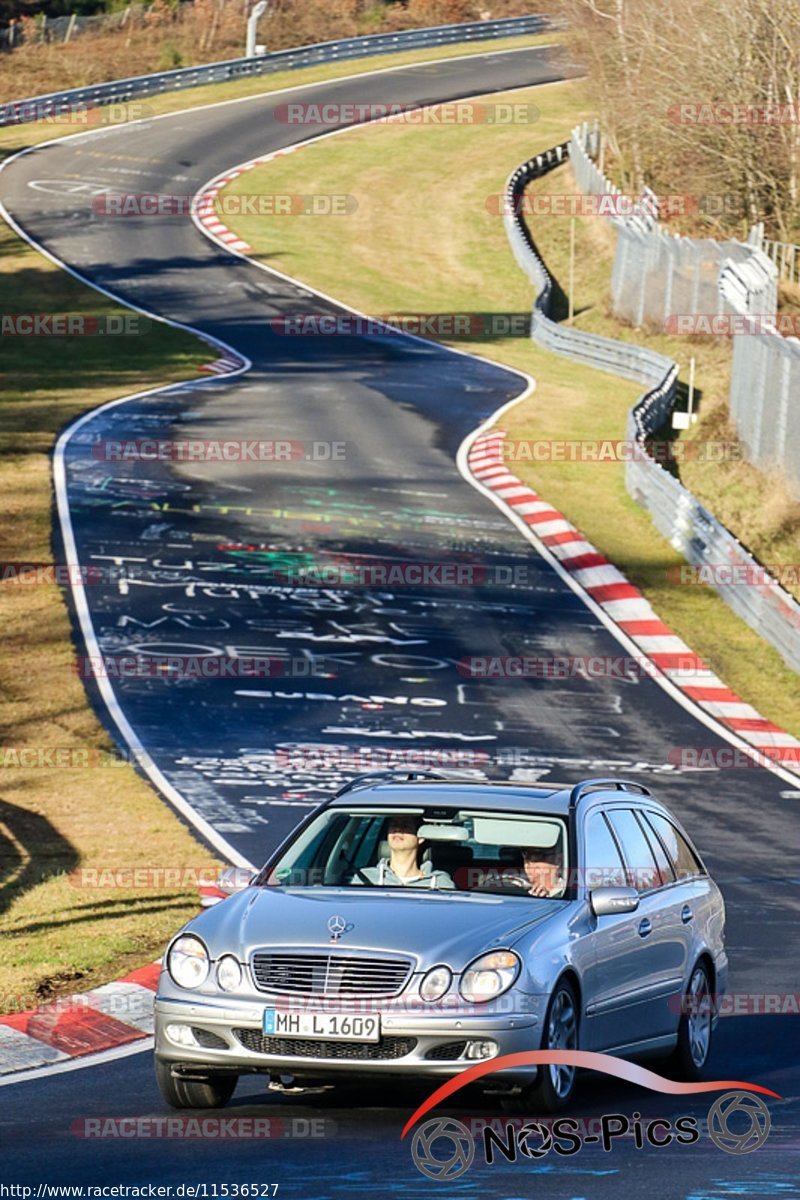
(260, 806), (569, 897)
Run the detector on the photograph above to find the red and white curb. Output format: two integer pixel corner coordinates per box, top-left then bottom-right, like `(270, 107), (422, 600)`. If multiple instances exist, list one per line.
(194, 174), (251, 253)
(0, 961), (161, 1076)
(199, 352), (247, 375)
(193, 156), (289, 254)
(467, 428), (800, 771)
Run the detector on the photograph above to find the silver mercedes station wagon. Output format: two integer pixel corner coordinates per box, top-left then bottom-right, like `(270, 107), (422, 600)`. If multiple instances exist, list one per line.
(154, 772), (727, 1111)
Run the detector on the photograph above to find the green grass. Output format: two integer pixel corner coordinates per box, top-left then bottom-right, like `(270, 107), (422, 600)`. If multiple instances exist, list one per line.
(218, 77), (800, 739)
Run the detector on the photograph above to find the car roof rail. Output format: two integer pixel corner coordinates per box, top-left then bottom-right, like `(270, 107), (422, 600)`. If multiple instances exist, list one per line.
(568, 778), (652, 809)
(333, 768), (475, 798)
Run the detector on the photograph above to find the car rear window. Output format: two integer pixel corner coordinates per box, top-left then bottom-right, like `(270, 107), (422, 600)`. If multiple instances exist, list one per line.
(606, 809), (660, 892)
(645, 812), (706, 880)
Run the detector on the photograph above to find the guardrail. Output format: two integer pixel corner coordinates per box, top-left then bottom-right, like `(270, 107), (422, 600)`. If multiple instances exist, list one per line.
(0, 14), (560, 126)
(502, 138), (800, 673)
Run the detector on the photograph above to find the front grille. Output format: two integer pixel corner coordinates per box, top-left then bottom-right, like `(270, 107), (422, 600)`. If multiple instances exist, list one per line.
(250, 951), (413, 997)
(192, 1028), (229, 1050)
(424, 1041), (468, 1061)
(233, 1028), (417, 1060)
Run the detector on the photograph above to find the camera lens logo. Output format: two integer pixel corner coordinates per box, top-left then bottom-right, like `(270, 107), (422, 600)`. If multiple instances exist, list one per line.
(518, 1120), (554, 1158)
(411, 1117), (475, 1180)
(707, 1091), (771, 1154)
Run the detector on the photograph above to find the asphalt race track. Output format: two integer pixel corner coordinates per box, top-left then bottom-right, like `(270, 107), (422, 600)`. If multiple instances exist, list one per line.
(1, 45), (798, 1196)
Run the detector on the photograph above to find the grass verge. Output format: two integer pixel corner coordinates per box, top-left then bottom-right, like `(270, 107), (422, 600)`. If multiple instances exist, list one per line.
(218, 77), (800, 738)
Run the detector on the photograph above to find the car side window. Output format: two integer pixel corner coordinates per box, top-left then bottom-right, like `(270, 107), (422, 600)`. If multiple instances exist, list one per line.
(606, 809), (660, 893)
(646, 813), (705, 881)
(635, 811), (675, 886)
(584, 812), (627, 890)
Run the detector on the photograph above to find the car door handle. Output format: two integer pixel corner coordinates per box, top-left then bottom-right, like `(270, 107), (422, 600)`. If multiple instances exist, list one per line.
(638, 918), (652, 937)
(681, 905), (693, 924)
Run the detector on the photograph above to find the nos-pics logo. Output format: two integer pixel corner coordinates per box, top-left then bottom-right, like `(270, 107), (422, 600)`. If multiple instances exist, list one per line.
(411, 1091), (772, 1180)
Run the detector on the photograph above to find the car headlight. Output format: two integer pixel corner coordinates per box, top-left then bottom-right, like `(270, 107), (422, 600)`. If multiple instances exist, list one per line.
(168, 935), (210, 989)
(216, 955), (243, 992)
(420, 966), (452, 1002)
(460, 950), (520, 1003)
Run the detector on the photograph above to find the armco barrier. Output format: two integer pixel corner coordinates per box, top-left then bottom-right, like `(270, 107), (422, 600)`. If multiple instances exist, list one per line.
(503, 140), (800, 672)
(0, 14), (560, 126)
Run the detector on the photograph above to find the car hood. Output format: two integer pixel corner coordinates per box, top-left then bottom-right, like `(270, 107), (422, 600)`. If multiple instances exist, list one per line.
(189, 887), (566, 968)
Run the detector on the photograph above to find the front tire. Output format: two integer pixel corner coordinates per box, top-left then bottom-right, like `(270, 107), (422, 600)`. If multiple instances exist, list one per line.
(501, 978), (580, 1114)
(155, 1058), (238, 1109)
(669, 961), (713, 1081)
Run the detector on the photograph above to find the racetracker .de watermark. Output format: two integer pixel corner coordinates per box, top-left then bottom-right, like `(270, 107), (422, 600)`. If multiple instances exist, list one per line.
(68, 866), (224, 889)
(667, 101), (800, 125)
(458, 655), (704, 680)
(669, 992), (800, 1015)
(0, 100), (153, 126)
(0, 314), (144, 336)
(272, 100), (540, 126)
(73, 655), (332, 680)
(224, 558), (533, 587)
(72, 1116), (329, 1139)
(667, 563), (799, 588)
(488, 193), (747, 219)
(273, 747), (492, 769)
(0, 747), (137, 769)
(92, 193), (357, 216)
(90, 439), (345, 462)
(268, 313), (529, 338)
(499, 438), (743, 463)
(668, 746), (800, 769)
(665, 313), (800, 336)
(0, 563), (103, 585)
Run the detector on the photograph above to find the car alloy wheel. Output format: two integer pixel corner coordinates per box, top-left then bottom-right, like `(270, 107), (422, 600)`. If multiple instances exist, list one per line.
(500, 978), (580, 1114)
(669, 959), (714, 1081)
(545, 983), (578, 1099)
(686, 964), (713, 1068)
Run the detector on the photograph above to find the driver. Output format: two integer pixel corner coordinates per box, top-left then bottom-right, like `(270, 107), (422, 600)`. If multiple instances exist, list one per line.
(506, 843), (566, 898)
(355, 814), (454, 889)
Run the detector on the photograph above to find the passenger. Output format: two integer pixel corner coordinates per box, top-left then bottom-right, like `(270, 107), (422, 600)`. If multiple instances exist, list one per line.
(355, 815), (454, 889)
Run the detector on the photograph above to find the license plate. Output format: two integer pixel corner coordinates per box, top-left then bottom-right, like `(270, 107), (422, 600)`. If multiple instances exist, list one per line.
(262, 1009), (381, 1042)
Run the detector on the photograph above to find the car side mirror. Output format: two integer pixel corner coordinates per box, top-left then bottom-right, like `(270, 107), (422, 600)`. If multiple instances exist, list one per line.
(590, 886), (639, 916)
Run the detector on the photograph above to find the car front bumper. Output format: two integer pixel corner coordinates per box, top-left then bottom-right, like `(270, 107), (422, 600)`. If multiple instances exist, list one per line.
(154, 987), (547, 1082)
